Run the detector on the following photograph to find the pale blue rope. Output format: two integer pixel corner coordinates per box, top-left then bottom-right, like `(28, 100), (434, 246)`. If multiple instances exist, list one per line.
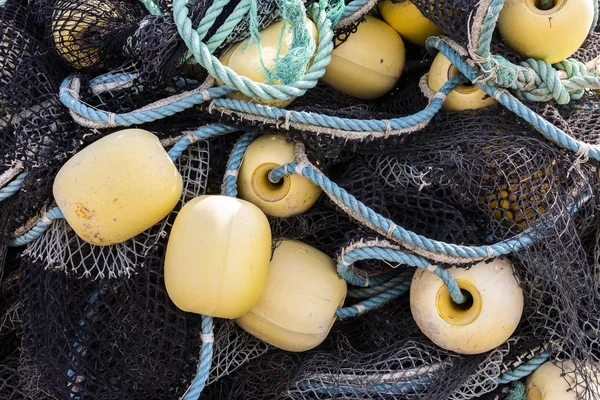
(9, 206), (64, 247)
(497, 351), (551, 384)
(167, 124), (238, 161)
(222, 132), (258, 197)
(183, 316), (214, 400)
(0, 172), (27, 202)
(335, 278), (411, 318)
(347, 271), (413, 299)
(298, 376), (430, 395)
(138, 0), (163, 15)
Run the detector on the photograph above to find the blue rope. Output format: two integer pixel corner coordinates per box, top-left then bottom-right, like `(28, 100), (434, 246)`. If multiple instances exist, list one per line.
(9, 207), (64, 247)
(497, 351), (551, 384)
(172, 0), (334, 101)
(183, 316), (214, 400)
(335, 278), (411, 318)
(222, 132), (258, 197)
(431, 37), (600, 162)
(298, 375), (430, 395)
(0, 172), (27, 202)
(347, 271), (413, 299)
(210, 75), (464, 133)
(167, 124), (238, 161)
(340, 0), (371, 18)
(138, 0), (163, 15)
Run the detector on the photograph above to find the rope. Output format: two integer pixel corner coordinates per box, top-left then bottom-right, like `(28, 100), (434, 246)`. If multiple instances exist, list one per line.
(335, 278), (411, 318)
(172, 0), (334, 101)
(0, 172), (27, 202)
(167, 124), (238, 160)
(497, 351), (551, 384)
(221, 132), (258, 196)
(298, 376), (430, 395)
(138, 0), (163, 15)
(181, 316), (214, 400)
(9, 207), (64, 247)
(347, 271), (413, 299)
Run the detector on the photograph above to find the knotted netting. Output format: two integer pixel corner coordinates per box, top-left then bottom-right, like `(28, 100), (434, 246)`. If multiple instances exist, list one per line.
(3, 0), (600, 398)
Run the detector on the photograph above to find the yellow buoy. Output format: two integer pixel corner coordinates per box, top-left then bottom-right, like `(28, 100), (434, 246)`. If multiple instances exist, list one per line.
(497, 0), (594, 64)
(52, 0), (122, 70)
(218, 18), (318, 108)
(164, 195), (272, 319)
(428, 52), (496, 111)
(526, 360), (600, 400)
(236, 240), (347, 351)
(410, 258), (523, 354)
(237, 134), (322, 217)
(321, 15), (405, 99)
(53, 129), (182, 246)
(378, 0), (442, 46)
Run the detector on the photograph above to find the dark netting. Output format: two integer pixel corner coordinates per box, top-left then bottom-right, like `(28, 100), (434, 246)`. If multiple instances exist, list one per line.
(409, 0), (476, 48)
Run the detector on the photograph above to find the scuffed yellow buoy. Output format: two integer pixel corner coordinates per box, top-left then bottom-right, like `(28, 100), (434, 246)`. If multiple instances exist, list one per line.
(218, 18), (318, 108)
(237, 134), (322, 217)
(428, 52), (496, 111)
(526, 360), (600, 400)
(498, 0), (594, 64)
(236, 240), (347, 352)
(321, 15), (405, 99)
(410, 258), (523, 354)
(164, 195), (272, 319)
(378, 0), (442, 46)
(53, 129), (182, 246)
(52, 0), (121, 69)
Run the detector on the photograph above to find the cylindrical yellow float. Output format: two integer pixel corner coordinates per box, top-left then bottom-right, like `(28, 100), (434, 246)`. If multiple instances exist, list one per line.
(497, 0), (594, 64)
(164, 195), (272, 319)
(218, 18), (318, 108)
(410, 258), (523, 354)
(378, 0), (442, 46)
(52, 0), (122, 69)
(428, 52), (496, 111)
(53, 129), (182, 246)
(321, 15), (405, 99)
(526, 360), (600, 400)
(236, 240), (347, 351)
(237, 134), (322, 217)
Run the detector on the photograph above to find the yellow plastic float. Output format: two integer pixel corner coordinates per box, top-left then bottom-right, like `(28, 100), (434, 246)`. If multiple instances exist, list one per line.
(236, 240), (347, 352)
(428, 52), (496, 111)
(321, 15), (405, 99)
(498, 0), (594, 64)
(52, 0), (121, 69)
(378, 0), (442, 46)
(53, 129), (182, 246)
(164, 195), (272, 319)
(410, 258), (523, 354)
(218, 18), (318, 108)
(526, 360), (600, 400)
(237, 134), (322, 217)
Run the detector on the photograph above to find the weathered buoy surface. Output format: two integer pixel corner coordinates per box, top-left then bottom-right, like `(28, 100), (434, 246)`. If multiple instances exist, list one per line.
(410, 258), (523, 354)
(237, 134), (322, 217)
(164, 195), (272, 319)
(428, 52), (496, 111)
(236, 240), (347, 351)
(53, 129), (182, 246)
(219, 18), (318, 107)
(321, 15), (405, 99)
(378, 0), (442, 46)
(526, 360), (600, 400)
(498, 0), (594, 64)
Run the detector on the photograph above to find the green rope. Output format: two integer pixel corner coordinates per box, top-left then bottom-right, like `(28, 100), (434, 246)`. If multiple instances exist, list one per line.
(505, 382), (527, 400)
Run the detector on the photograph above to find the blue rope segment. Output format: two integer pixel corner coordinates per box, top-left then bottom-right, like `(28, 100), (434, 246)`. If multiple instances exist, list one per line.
(9, 207), (64, 247)
(183, 316), (214, 400)
(337, 245), (466, 304)
(347, 271), (413, 299)
(209, 75), (464, 134)
(167, 124), (238, 161)
(138, 0), (163, 15)
(0, 172), (27, 202)
(60, 74), (233, 127)
(497, 351), (551, 384)
(430, 37), (600, 162)
(297, 375), (431, 395)
(334, 277), (411, 318)
(172, 0), (334, 101)
(222, 132), (258, 197)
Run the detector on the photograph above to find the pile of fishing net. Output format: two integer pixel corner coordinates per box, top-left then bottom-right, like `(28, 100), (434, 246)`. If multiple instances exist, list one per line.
(2, 0), (600, 399)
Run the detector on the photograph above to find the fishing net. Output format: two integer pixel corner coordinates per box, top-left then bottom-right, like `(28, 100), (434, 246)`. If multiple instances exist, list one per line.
(3, 0), (600, 398)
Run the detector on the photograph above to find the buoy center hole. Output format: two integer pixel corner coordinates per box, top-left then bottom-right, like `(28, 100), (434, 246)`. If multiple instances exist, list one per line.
(451, 289), (474, 312)
(448, 66), (477, 94)
(534, 0), (556, 11)
(252, 163), (291, 202)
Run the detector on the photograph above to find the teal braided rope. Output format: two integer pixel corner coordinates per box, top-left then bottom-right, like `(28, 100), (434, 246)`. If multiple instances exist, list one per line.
(138, 0), (163, 15)
(0, 172), (27, 201)
(211, 74), (464, 133)
(340, 0), (370, 18)
(222, 132), (258, 197)
(431, 38), (600, 161)
(269, 163), (536, 260)
(173, 0), (334, 101)
(60, 75), (232, 126)
(334, 278), (411, 318)
(167, 124), (237, 161)
(205, 0), (251, 53)
(183, 315), (214, 400)
(497, 351), (551, 384)
(9, 207), (64, 247)
(474, 0), (504, 73)
(594, 0), (599, 30)
(347, 271), (413, 299)
(298, 376), (430, 395)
